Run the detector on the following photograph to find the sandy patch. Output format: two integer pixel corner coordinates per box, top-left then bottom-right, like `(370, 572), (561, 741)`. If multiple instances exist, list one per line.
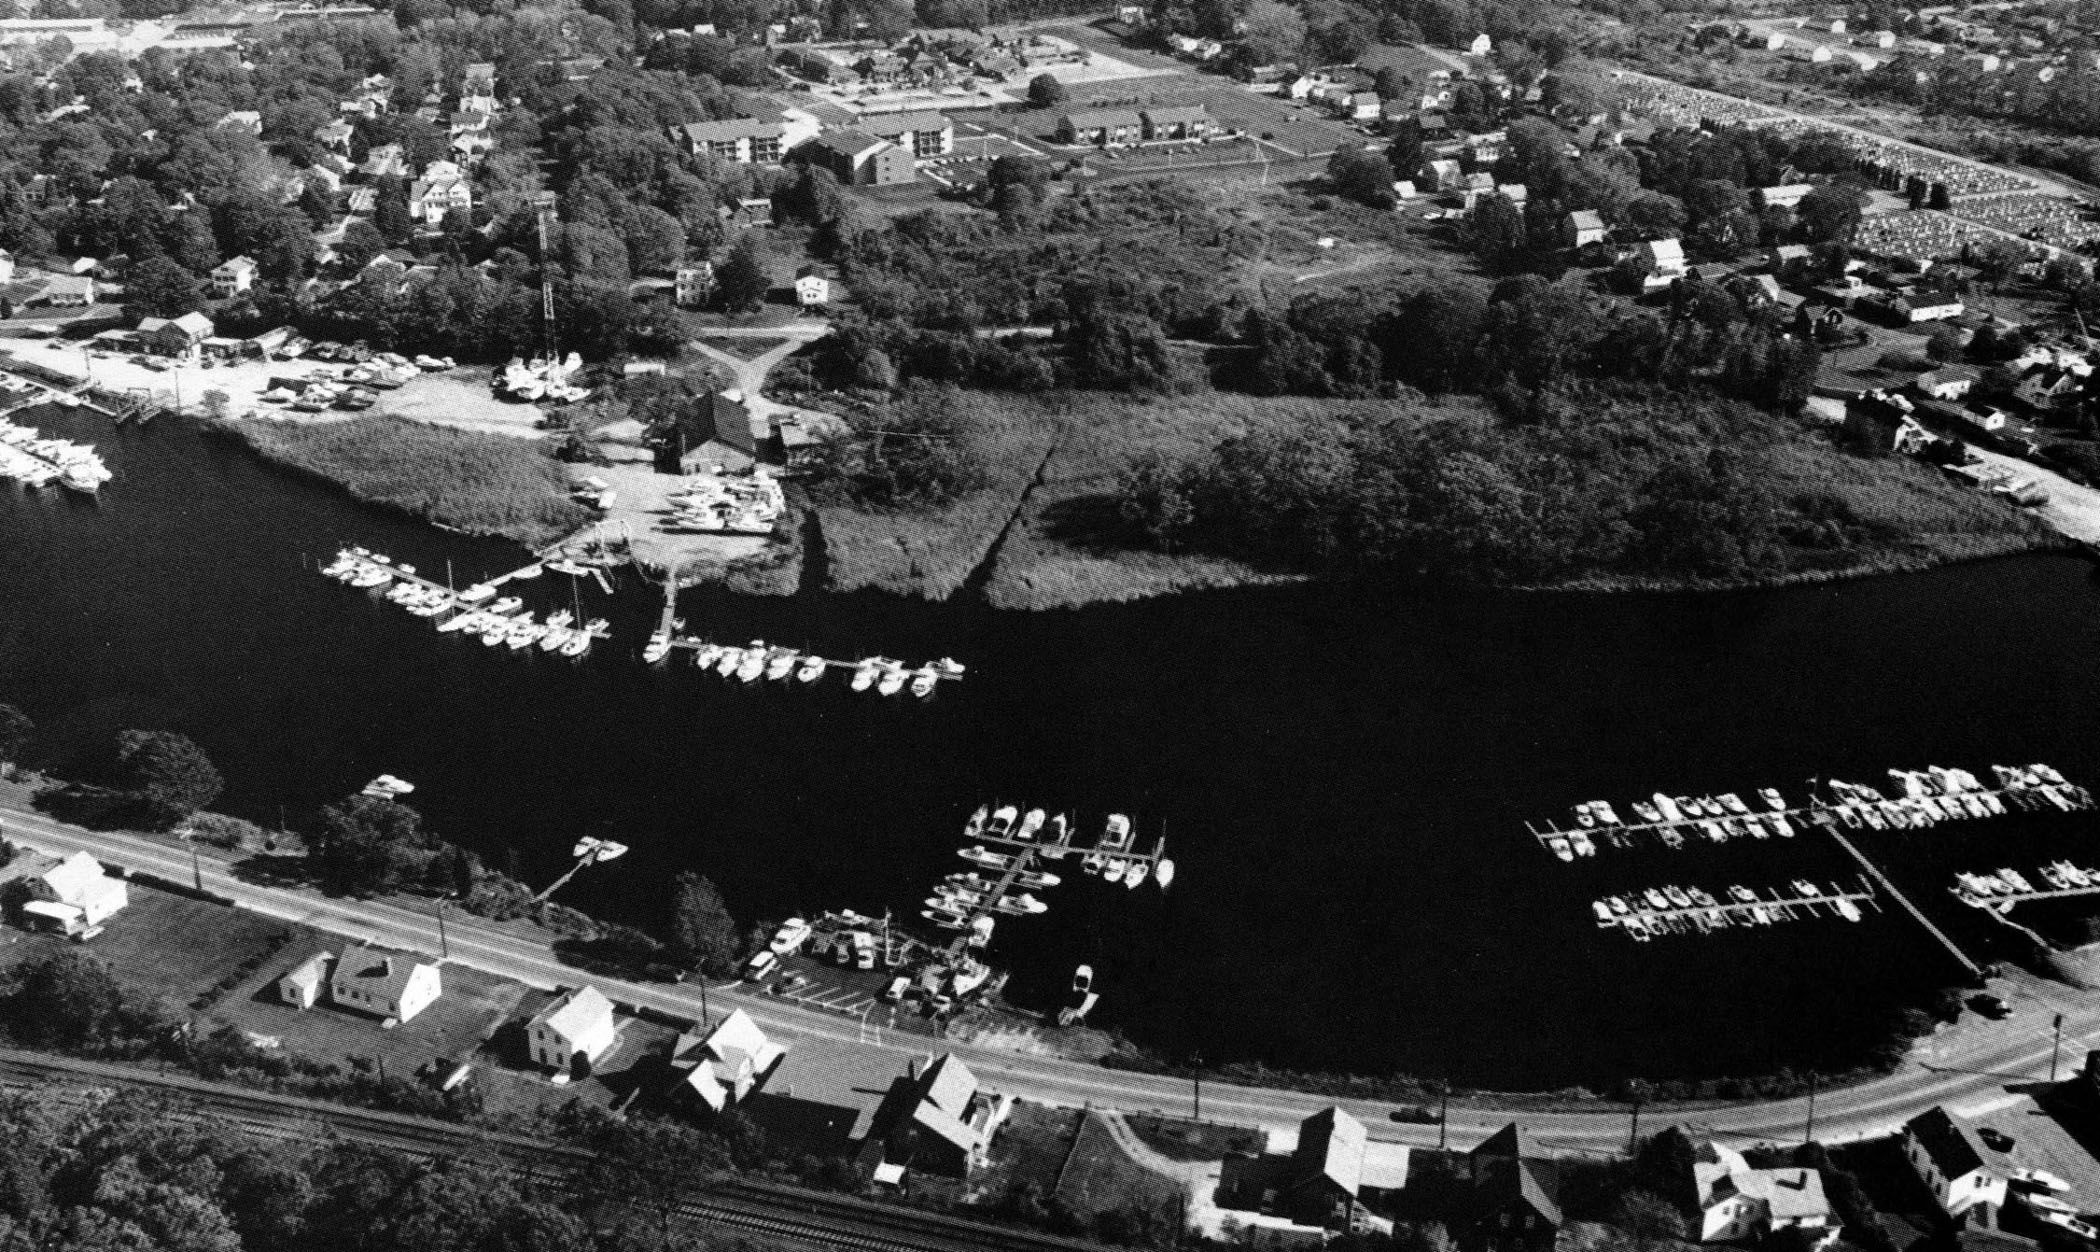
(372, 371), (550, 440)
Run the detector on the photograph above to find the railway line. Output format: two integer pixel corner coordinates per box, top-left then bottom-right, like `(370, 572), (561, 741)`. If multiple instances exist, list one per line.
(0, 1050), (1107, 1252)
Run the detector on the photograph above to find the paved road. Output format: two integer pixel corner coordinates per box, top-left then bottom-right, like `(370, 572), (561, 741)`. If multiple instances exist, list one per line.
(6, 799), (2096, 1154)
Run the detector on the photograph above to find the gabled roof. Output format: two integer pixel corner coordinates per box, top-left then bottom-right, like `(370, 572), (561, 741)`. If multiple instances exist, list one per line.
(1299, 1107), (1368, 1195)
(920, 1053), (977, 1116)
(1567, 209), (1604, 230)
(37, 851), (108, 901)
(1908, 1106), (1989, 1179)
(1473, 1122), (1544, 1161)
(1479, 1156), (1563, 1226)
(331, 943), (435, 1004)
(532, 984), (614, 1046)
(675, 118), (782, 144)
(813, 129), (888, 159)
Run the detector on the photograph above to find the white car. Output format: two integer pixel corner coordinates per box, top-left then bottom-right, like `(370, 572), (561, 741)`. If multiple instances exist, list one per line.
(768, 917), (813, 955)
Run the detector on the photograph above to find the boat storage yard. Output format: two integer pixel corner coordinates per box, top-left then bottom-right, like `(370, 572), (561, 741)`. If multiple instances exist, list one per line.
(1537, 764), (2096, 944)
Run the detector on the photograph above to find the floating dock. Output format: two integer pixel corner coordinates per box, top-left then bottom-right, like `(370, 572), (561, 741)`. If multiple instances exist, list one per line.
(1953, 862), (2100, 910)
(317, 548), (609, 657)
(1530, 767), (2091, 860)
(1595, 877), (1880, 941)
(929, 807), (1173, 939)
(647, 579), (966, 694)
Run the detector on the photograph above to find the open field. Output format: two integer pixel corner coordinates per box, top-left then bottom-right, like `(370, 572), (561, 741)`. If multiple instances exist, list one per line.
(1004, 78), (1365, 158)
(1052, 1110), (1183, 1219)
(216, 415), (592, 547)
(373, 373), (550, 440)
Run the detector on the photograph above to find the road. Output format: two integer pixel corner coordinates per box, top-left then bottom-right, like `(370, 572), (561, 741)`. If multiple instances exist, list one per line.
(5, 798), (2097, 1155)
(689, 321), (844, 440)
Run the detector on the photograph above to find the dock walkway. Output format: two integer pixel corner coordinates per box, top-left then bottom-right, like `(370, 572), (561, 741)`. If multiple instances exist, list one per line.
(1598, 878), (1880, 941)
(1827, 827), (1983, 977)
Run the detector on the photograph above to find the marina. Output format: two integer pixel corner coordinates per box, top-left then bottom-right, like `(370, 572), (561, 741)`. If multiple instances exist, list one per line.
(319, 547), (612, 658)
(644, 578), (966, 696)
(0, 409), (113, 494)
(932, 804), (1174, 937)
(1594, 877), (1881, 941)
(1953, 862), (2100, 910)
(1527, 764), (2093, 860)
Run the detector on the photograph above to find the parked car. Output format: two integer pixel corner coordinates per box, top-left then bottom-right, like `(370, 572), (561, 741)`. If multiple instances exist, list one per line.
(1970, 992), (2012, 1019)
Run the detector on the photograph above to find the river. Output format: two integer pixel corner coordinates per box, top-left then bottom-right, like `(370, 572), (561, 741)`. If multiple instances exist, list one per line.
(4, 404), (2100, 1093)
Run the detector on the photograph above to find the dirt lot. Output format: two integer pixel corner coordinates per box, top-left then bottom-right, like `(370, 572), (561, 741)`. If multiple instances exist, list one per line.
(374, 372), (551, 441)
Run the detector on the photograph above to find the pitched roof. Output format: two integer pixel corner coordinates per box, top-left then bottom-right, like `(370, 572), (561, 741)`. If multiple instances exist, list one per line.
(1300, 1107), (1368, 1195)
(1473, 1122), (1544, 1160)
(37, 851), (108, 901)
(1568, 209), (1604, 230)
(331, 943), (435, 1004)
(1908, 1106), (1989, 1179)
(531, 984), (614, 1046)
(675, 118), (782, 144)
(1479, 1156), (1563, 1226)
(813, 129), (888, 158)
(919, 1053), (977, 1116)
(861, 110), (949, 136)
(760, 1037), (915, 1141)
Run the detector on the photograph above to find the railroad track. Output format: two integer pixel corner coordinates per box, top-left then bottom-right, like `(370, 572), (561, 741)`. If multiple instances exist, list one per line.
(0, 1051), (1107, 1252)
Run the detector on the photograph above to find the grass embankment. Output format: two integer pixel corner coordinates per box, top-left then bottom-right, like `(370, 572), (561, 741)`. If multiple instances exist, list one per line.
(218, 416), (591, 547)
(812, 399), (1062, 600)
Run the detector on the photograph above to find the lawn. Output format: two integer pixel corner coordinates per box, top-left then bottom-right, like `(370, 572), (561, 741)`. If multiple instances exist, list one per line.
(1125, 1114), (1266, 1163)
(0, 884), (299, 1018)
(219, 416), (591, 546)
(1053, 1110), (1184, 1219)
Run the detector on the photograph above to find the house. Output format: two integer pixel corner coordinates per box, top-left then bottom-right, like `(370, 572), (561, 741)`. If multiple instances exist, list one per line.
(1757, 183), (1815, 210)
(1792, 43), (1834, 63)
(867, 1053), (1001, 1180)
(277, 952), (332, 1008)
(1890, 291), (1964, 323)
(808, 131), (914, 187)
(1470, 1123), (1562, 1248)
(675, 263), (713, 308)
(670, 1008), (785, 1112)
(670, 119), (786, 164)
(795, 266), (830, 306)
(1915, 366), (1980, 401)
(1693, 1140), (1839, 1245)
(1565, 209), (1607, 248)
(1469, 32), (1492, 56)
(743, 1036), (918, 1152)
(358, 143), (408, 179)
(1276, 1107), (1388, 1233)
(408, 174), (471, 227)
(1419, 158), (1463, 191)
(1770, 242), (1815, 273)
(1634, 238), (1688, 290)
(1141, 105), (1211, 141)
(313, 118), (354, 151)
(526, 984), (618, 1079)
(1333, 90), (1379, 121)
(216, 109), (262, 133)
(2014, 364), (2086, 412)
(1058, 108), (1142, 147)
(211, 255), (256, 297)
(1904, 1107), (2009, 1224)
(328, 943), (442, 1023)
(1961, 52), (2002, 73)
(136, 311), (216, 360)
(1865, 29), (1897, 48)
(19, 851), (127, 936)
(860, 110), (953, 158)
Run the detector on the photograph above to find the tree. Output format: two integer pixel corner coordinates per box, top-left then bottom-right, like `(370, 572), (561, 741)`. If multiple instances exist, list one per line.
(1466, 192), (1528, 267)
(312, 795), (438, 896)
(715, 235), (768, 313)
(1025, 72), (1067, 110)
(113, 729), (222, 828)
(666, 872), (740, 974)
(2, 951), (127, 1048)
(1326, 146), (1395, 208)
(1925, 324), (1967, 363)
(0, 703), (31, 762)
(123, 255), (204, 319)
(1239, 0), (1306, 63)
(1797, 183), (1867, 243)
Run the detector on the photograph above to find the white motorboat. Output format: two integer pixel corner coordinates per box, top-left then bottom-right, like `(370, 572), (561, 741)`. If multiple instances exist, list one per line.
(958, 845), (1015, 869)
(851, 658), (884, 692)
(1155, 858), (1175, 888)
(715, 647), (743, 676)
(765, 649), (798, 681)
(1593, 901), (1615, 924)
(1644, 888), (1671, 910)
(877, 662), (908, 696)
(964, 806), (989, 839)
(1718, 793), (1749, 815)
(1652, 793), (1682, 821)
(995, 892), (1049, 914)
(1124, 862), (1149, 889)
(737, 647), (767, 682)
(1015, 868), (1061, 888)
(796, 655), (826, 683)
(439, 610), (483, 634)
(1017, 809), (1046, 840)
(479, 619), (510, 646)
(1568, 831), (1596, 857)
(539, 625), (571, 652)
(1073, 965), (1093, 994)
(489, 596), (523, 615)
(1759, 787), (1786, 811)
(560, 629), (590, 658)
(458, 583), (495, 603)
(349, 564), (392, 588)
(642, 632), (671, 665)
(1102, 813), (1134, 850)
(1834, 898), (1861, 922)
(693, 643), (722, 668)
(1103, 858), (1128, 884)
(988, 806), (1018, 837)
(1548, 835), (1573, 862)
(506, 619), (543, 650)
(1664, 885), (1692, 907)
(911, 667), (939, 698)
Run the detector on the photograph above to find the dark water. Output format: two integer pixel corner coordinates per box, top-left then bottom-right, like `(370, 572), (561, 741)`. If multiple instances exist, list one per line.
(4, 405), (2100, 1092)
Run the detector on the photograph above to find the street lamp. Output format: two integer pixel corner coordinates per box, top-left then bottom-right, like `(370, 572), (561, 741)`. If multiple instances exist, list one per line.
(1190, 1051), (1203, 1122)
(435, 893), (455, 961)
(175, 826), (202, 892)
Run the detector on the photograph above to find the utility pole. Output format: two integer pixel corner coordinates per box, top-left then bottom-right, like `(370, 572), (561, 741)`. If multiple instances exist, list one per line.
(1438, 1080), (1452, 1150)
(534, 191), (559, 364)
(1190, 1051), (1203, 1122)
(2053, 1013), (2066, 1083)
(435, 895), (451, 961)
(1803, 1071), (1819, 1145)
(177, 827), (202, 892)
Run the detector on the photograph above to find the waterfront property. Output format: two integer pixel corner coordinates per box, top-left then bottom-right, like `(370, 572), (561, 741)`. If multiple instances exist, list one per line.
(1469, 1123), (1562, 1248)
(328, 942), (443, 1023)
(1902, 1090), (2100, 1238)
(525, 983), (617, 1080)
(14, 850), (127, 937)
(1693, 1139), (1839, 1244)
(668, 1007), (784, 1112)
(1217, 1106), (1408, 1238)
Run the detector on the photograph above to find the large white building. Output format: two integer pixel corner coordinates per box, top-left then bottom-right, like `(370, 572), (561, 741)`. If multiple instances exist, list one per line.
(20, 851), (128, 936)
(328, 943), (443, 1023)
(1693, 1141), (1839, 1244)
(527, 984), (617, 1080)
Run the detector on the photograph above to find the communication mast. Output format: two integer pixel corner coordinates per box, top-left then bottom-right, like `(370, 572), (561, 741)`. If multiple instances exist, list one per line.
(533, 191), (559, 363)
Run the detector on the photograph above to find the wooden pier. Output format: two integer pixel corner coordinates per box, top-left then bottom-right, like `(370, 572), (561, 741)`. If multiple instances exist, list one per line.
(651, 572), (967, 691)
(1529, 773), (2090, 861)
(1597, 877), (1881, 941)
(932, 810), (1169, 938)
(1951, 867), (2100, 911)
(1826, 826), (1983, 977)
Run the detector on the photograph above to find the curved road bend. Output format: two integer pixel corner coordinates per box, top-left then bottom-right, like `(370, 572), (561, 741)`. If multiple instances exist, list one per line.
(4, 802), (2092, 1154)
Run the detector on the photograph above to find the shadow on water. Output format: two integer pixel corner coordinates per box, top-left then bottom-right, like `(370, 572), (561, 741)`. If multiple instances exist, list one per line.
(8, 406), (2100, 1089)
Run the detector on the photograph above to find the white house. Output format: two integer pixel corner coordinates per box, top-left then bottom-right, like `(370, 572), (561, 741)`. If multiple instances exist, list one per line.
(408, 174), (471, 226)
(1890, 291), (1964, 323)
(671, 1008), (785, 1112)
(1468, 31), (1492, 56)
(1903, 1107), (2008, 1224)
(328, 943), (442, 1023)
(21, 851), (127, 935)
(1566, 209), (1607, 248)
(527, 984), (617, 1079)
(1756, 183), (1815, 210)
(1636, 238), (1688, 289)
(278, 952), (332, 1009)
(211, 255), (256, 297)
(1693, 1141), (1840, 1245)
(1915, 366), (1979, 400)
(675, 263), (713, 308)
(794, 266), (830, 306)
